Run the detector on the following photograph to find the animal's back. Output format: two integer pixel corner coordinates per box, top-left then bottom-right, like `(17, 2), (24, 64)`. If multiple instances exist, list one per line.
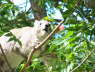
(0, 27), (35, 72)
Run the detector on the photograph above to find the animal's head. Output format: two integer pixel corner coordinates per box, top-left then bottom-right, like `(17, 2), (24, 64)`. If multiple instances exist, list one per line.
(34, 20), (51, 38)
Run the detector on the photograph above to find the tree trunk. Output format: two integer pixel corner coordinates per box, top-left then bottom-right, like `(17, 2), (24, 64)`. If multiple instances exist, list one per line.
(29, 0), (47, 20)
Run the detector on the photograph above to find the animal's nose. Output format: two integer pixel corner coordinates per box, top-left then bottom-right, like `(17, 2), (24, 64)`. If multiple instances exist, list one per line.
(44, 24), (51, 32)
(45, 24), (50, 28)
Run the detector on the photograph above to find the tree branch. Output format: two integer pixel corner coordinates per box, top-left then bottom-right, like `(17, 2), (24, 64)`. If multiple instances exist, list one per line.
(70, 49), (95, 72)
(0, 44), (12, 71)
(20, 20), (64, 72)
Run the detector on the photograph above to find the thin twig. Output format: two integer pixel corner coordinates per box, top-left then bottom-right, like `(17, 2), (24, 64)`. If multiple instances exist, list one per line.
(0, 44), (12, 71)
(20, 20), (64, 72)
(70, 49), (95, 72)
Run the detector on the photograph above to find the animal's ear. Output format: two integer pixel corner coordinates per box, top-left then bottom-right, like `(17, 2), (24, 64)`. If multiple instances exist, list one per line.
(34, 20), (40, 27)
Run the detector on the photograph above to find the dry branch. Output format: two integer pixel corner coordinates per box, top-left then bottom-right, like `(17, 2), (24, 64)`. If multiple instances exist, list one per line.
(20, 20), (64, 72)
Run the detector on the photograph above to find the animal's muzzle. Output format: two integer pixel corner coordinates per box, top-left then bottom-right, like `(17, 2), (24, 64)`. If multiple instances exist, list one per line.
(44, 24), (51, 32)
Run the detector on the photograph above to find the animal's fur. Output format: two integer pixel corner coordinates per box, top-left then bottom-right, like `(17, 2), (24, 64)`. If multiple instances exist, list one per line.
(0, 20), (50, 72)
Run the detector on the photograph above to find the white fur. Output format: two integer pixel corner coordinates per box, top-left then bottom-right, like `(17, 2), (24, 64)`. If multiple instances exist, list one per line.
(0, 20), (49, 71)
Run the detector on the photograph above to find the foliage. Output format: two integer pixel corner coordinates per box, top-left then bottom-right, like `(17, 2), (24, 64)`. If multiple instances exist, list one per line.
(0, 0), (95, 72)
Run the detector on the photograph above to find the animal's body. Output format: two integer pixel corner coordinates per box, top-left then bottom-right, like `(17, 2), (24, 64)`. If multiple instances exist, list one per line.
(0, 20), (50, 72)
